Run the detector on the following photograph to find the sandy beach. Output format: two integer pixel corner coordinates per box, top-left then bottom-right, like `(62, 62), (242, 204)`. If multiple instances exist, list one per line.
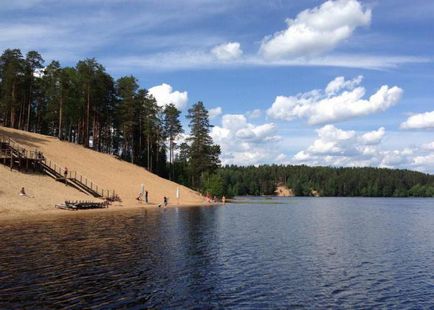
(0, 126), (208, 220)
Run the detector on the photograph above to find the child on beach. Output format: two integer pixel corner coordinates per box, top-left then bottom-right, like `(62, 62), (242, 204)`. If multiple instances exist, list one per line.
(159, 196), (168, 207)
(19, 187), (34, 198)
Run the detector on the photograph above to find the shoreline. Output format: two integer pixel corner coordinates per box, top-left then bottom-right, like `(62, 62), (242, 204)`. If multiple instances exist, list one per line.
(0, 201), (222, 223)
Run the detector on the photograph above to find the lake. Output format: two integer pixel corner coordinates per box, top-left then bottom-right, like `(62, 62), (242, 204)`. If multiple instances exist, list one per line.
(1, 197), (433, 308)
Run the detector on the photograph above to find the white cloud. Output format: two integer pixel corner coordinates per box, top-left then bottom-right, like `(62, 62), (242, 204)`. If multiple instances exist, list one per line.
(105, 51), (428, 72)
(267, 76), (403, 125)
(400, 110), (434, 129)
(414, 154), (434, 166)
(1, 1), (429, 72)
(246, 109), (262, 119)
(148, 83), (188, 110)
(304, 124), (357, 156)
(422, 141), (434, 150)
(293, 125), (385, 166)
(211, 42), (243, 61)
(325, 75), (363, 95)
(209, 107), (223, 119)
(291, 125), (434, 173)
(211, 114), (282, 165)
(260, 0), (371, 59)
(359, 127), (385, 145)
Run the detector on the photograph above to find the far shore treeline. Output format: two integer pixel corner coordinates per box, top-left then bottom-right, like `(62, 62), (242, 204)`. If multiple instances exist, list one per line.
(211, 165), (434, 198)
(1, 48), (433, 198)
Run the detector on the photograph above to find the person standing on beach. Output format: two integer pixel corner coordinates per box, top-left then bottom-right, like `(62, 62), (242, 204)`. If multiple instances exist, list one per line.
(164, 196), (168, 207)
(64, 167), (68, 186)
(145, 190), (148, 203)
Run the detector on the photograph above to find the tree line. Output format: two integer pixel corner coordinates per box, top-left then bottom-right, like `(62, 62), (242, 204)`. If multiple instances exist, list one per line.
(0, 48), (220, 185)
(209, 165), (434, 197)
(1, 48), (433, 199)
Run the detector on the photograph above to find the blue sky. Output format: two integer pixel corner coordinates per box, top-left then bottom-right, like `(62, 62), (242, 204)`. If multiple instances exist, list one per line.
(1, 0), (434, 172)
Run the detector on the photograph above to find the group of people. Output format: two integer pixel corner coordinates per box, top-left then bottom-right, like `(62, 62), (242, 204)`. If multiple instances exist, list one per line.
(136, 190), (169, 207)
(136, 190), (149, 203)
(205, 192), (226, 204)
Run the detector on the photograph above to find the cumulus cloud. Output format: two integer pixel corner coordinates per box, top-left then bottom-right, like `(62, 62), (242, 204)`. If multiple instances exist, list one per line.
(211, 42), (243, 61)
(210, 114), (282, 165)
(293, 125), (391, 167)
(267, 76), (403, 125)
(291, 124), (434, 173)
(209, 107), (223, 119)
(148, 83), (188, 110)
(422, 141), (434, 150)
(260, 0), (371, 59)
(325, 75), (363, 95)
(413, 154), (434, 166)
(400, 110), (434, 129)
(359, 127), (385, 145)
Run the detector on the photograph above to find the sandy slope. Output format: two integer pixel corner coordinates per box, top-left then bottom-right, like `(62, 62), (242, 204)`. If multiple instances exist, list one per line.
(0, 126), (206, 218)
(275, 185), (294, 197)
(0, 165), (94, 218)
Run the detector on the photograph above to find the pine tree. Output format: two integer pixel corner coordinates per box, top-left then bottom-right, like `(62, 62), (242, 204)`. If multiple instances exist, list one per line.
(116, 75), (139, 163)
(186, 101), (221, 188)
(163, 103), (183, 180)
(0, 49), (25, 128)
(24, 51), (44, 131)
(76, 58), (105, 147)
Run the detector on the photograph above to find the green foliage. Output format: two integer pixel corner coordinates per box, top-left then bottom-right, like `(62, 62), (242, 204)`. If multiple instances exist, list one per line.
(164, 104), (183, 180)
(184, 102), (221, 188)
(201, 173), (225, 197)
(2, 48), (433, 199)
(216, 165), (434, 198)
(0, 48), (222, 189)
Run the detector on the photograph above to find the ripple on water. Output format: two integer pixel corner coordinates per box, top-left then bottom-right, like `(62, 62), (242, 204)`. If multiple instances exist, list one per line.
(0, 198), (434, 308)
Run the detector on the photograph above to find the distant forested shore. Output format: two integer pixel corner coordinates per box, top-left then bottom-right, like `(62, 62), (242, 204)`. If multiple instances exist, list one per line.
(202, 165), (434, 198)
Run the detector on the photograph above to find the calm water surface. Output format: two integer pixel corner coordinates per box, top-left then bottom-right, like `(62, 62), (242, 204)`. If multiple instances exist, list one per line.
(0, 197), (433, 308)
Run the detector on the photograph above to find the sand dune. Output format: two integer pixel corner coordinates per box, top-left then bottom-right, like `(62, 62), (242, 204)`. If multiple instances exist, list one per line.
(0, 126), (206, 218)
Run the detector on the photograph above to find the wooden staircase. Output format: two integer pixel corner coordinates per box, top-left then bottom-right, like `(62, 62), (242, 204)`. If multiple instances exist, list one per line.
(0, 136), (43, 171)
(0, 134), (117, 200)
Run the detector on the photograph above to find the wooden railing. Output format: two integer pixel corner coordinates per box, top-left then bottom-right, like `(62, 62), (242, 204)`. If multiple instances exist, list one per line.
(0, 135), (42, 160)
(0, 134), (118, 200)
(41, 159), (117, 199)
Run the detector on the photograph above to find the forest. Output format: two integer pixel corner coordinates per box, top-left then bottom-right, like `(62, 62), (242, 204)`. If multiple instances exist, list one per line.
(206, 165), (434, 198)
(0, 48), (220, 187)
(1, 48), (433, 198)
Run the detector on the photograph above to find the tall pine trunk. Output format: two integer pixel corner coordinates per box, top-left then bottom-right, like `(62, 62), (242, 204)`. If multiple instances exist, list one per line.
(26, 79), (32, 131)
(58, 96), (63, 139)
(85, 84), (90, 147)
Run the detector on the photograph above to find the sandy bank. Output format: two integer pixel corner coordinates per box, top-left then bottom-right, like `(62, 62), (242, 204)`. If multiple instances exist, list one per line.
(0, 126), (207, 219)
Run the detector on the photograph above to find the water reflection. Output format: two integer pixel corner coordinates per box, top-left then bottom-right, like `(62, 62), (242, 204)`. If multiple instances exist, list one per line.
(0, 199), (434, 308)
